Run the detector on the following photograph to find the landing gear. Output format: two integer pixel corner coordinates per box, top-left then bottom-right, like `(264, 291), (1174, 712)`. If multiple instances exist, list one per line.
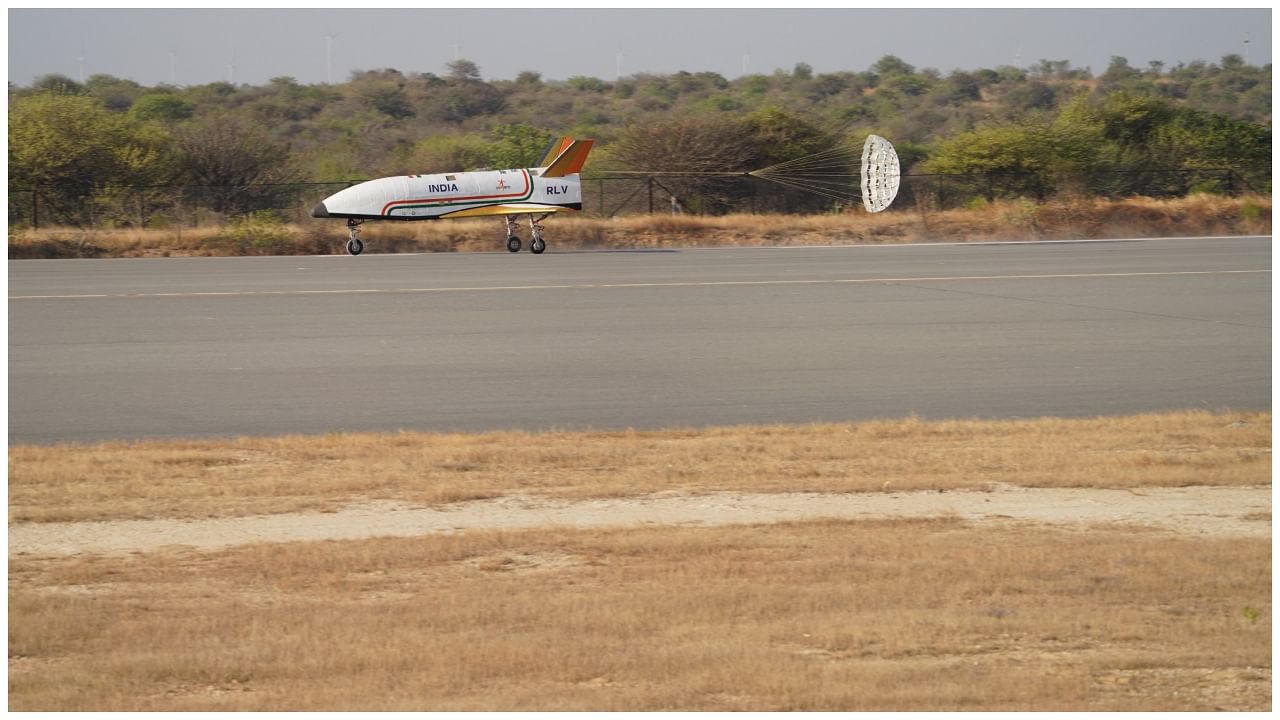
(502, 214), (550, 254)
(529, 213), (549, 255)
(505, 216), (521, 252)
(345, 219), (364, 256)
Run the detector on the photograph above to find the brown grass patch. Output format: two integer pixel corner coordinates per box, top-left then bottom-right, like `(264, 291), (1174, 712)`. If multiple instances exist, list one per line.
(8, 194), (1270, 258)
(9, 411), (1269, 524)
(8, 519), (1270, 710)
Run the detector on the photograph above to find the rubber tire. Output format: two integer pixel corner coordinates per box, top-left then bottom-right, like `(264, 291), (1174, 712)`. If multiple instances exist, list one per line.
(506, 236), (522, 253)
(531, 238), (546, 254)
(346, 239), (363, 256)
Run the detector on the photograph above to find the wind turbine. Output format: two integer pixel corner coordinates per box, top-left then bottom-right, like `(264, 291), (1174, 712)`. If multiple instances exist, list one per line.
(324, 32), (339, 84)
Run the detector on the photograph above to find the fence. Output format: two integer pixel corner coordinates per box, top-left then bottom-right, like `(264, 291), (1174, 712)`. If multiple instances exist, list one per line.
(8, 166), (1269, 231)
(7, 181), (352, 231)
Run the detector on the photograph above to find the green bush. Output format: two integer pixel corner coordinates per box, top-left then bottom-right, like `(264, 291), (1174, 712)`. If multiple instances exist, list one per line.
(1238, 198), (1264, 223)
(209, 212), (298, 255)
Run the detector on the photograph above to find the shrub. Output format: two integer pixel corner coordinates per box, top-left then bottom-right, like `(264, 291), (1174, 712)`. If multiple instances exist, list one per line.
(1238, 198), (1264, 223)
(209, 212), (298, 255)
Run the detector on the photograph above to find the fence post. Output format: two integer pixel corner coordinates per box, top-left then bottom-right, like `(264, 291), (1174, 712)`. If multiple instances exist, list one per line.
(648, 176), (654, 215)
(32, 190), (38, 230)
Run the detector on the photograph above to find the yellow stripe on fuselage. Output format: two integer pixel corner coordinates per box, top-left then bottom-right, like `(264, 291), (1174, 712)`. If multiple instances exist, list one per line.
(439, 204), (572, 219)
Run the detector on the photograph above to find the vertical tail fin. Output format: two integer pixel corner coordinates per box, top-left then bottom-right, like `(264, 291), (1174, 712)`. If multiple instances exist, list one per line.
(540, 139), (594, 177)
(535, 137), (574, 168)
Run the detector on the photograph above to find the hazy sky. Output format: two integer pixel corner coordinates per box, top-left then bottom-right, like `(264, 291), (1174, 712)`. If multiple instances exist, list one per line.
(8, 8), (1272, 88)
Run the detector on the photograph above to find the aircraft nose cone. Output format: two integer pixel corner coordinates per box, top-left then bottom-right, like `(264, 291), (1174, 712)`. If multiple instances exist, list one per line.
(310, 202), (330, 218)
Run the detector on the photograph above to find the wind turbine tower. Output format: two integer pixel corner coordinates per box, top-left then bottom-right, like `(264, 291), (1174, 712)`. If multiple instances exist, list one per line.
(325, 33), (339, 84)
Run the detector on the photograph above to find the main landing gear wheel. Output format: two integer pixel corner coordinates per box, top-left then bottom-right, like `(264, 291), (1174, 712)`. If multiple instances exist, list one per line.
(346, 238), (364, 255)
(503, 214), (550, 254)
(529, 213), (550, 255)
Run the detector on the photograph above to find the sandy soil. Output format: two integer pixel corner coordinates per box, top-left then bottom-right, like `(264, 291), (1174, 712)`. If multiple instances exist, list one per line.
(9, 484), (1270, 557)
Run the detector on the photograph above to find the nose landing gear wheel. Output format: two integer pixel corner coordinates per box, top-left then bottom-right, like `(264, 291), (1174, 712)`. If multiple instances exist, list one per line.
(345, 219), (365, 256)
(506, 236), (522, 253)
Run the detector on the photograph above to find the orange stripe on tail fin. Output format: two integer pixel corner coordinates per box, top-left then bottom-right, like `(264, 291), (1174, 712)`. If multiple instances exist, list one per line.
(534, 137), (574, 168)
(540, 139), (594, 178)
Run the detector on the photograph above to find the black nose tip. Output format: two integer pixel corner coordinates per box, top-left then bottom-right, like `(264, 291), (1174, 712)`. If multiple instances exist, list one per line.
(311, 203), (329, 218)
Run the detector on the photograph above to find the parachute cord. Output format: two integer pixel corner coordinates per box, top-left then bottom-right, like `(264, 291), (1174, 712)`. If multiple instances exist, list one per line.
(593, 139), (895, 208)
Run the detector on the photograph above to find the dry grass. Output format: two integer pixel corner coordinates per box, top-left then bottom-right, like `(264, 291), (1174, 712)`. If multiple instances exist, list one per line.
(8, 411), (1270, 524)
(8, 194), (1270, 258)
(9, 412), (1271, 710)
(9, 519), (1270, 711)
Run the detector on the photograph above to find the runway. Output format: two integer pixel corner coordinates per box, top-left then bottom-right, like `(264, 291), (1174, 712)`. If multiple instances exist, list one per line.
(9, 236), (1271, 444)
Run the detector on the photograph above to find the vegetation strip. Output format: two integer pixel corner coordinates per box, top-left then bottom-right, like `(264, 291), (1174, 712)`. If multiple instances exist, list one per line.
(10, 55), (1269, 232)
(10, 521), (1270, 711)
(10, 411), (1269, 525)
(9, 195), (1271, 258)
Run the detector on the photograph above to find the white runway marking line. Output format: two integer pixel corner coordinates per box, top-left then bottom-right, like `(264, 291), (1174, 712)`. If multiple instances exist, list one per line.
(8, 269), (1270, 301)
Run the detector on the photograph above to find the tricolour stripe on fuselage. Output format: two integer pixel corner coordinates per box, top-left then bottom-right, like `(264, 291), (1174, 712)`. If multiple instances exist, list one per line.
(383, 169), (534, 218)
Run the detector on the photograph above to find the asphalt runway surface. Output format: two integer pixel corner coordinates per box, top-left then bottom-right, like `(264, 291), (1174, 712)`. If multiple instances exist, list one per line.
(9, 236), (1271, 445)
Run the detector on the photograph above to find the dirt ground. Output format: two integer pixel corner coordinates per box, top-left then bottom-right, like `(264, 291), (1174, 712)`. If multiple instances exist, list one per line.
(10, 484), (1270, 557)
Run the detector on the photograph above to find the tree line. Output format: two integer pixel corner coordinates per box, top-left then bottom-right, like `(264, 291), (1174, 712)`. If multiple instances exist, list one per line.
(8, 54), (1271, 228)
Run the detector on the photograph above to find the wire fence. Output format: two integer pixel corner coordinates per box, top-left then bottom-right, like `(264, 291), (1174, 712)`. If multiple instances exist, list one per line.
(7, 182), (352, 231)
(8, 166), (1269, 231)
